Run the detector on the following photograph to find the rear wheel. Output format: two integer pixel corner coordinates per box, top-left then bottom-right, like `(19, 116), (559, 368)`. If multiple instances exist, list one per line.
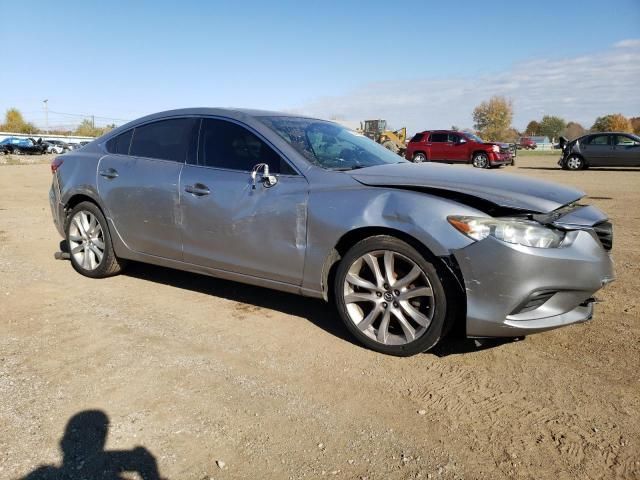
(472, 152), (489, 168)
(66, 201), (125, 278)
(412, 152), (426, 163)
(334, 236), (448, 356)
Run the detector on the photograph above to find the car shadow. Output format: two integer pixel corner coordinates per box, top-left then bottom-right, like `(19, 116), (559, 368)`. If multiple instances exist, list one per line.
(122, 262), (517, 357)
(123, 261), (357, 346)
(21, 410), (166, 480)
(429, 336), (524, 357)
(519, 166), (640, 172)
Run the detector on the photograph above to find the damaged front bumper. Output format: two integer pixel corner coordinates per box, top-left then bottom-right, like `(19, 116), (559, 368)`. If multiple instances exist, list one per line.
(452, 214), (615, 338)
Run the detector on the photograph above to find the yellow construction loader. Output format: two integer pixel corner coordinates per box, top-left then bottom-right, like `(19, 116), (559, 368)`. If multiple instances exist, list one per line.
(359, 119), (407, 156)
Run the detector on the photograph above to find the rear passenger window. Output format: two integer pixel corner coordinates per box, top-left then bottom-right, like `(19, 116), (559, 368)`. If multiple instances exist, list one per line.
(198, 118), (296, 174)
(106, 129), (133, 155)
(588, 135), (610, 145)
(430, 133), (448, 142)
(130, 118), (197, 162)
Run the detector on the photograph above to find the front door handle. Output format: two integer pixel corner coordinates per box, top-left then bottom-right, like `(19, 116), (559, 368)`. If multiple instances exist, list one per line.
(184, 183), (210, 196)
(99, 168), (118, 179)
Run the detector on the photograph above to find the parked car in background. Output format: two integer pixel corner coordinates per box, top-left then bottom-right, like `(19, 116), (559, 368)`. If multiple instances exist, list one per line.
(406, 130), (513, 168)
(50, 108), (614, 356)
(559, 132), (640, 170)
(44, 141), (65, 154)
(518, 137), (537, 150)
(46, 139), (72, 152)
(0, 137), (47, 155)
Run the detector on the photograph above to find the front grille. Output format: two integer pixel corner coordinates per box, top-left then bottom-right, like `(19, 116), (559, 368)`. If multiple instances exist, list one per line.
(511, 290), (556, 315)
(593, 221), (613, 251)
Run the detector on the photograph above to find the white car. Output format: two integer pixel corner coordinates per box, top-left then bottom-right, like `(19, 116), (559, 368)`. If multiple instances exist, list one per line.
(46, 143), (65, 154)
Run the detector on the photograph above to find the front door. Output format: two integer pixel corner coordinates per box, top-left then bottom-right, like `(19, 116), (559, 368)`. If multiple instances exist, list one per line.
(97, 118), (197, 260)
(581, 134), (613, 166)
(180, 118), (308, 285)
(446, 133), (468, 162)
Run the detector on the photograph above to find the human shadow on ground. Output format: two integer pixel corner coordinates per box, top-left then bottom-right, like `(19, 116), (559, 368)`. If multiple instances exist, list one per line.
(22, 410), (165, 480)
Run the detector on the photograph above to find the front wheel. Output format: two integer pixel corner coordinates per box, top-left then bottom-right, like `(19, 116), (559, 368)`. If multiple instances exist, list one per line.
(472, 152), (489, 168)
(565, 155), (585, 170)
(334, 236), (448, 356)
(66, 201), (126, 278)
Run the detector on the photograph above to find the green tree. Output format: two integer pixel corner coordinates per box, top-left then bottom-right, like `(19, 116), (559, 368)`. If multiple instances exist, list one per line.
(524, 121), (540, 136)
(2, 108), (36, 134)
(563, 121), (585, 140)
(591, 114), (632, 133)
(472, 96), (513, 142)
(539, 115), (566, 142)
(74, 119), (116, 137)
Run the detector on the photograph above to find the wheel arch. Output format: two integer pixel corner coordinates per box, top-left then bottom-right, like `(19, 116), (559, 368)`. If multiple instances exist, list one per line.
(412, 150), (428, 160)
(321, 226), (467, 335)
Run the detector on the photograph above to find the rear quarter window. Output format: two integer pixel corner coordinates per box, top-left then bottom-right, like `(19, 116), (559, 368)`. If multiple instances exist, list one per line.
(106, 129), (133, 155)
(410, 133), (425, 142)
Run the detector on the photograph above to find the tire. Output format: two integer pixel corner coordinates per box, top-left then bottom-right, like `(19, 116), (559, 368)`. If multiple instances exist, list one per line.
(65, 201), (125, 278)
(334, 235), (448, 356)
(472, 152), (489, 168)
(565, 155), (585, 170)
(382, 141), (399, 154)
(412, 152), (427, 163)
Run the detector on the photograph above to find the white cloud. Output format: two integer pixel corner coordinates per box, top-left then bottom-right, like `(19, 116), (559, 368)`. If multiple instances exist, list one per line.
(295, 41), (640, 133)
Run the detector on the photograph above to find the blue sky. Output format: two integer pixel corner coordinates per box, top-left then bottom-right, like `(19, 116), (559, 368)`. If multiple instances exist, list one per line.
(1, 0), (639, 132)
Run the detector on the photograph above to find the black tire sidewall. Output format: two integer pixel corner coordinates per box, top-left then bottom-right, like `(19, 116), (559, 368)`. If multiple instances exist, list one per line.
(65, 201), (118, 278)
(334, 235), (448, 356)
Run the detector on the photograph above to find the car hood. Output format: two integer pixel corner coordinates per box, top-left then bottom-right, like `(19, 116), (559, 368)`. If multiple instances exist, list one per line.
(350, 162), (584, 213)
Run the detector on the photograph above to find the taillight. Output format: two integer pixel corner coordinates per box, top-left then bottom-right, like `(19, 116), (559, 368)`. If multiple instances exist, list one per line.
(51, 157), (63, 173)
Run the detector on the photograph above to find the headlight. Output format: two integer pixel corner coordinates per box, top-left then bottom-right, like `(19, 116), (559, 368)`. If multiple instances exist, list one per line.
(492, 145), (500, 153)
(447, 216), (565, 248)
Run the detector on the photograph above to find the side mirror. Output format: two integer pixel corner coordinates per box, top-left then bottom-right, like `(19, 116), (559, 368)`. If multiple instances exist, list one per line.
(251, 163), (278, 189)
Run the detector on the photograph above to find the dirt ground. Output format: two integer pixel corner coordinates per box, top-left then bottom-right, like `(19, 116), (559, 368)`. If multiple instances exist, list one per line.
(1, 154), (638, 480)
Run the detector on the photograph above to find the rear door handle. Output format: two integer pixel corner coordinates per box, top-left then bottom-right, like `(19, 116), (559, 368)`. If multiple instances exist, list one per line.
(184, 183), (210, 196)
(99, 168), (118, 179)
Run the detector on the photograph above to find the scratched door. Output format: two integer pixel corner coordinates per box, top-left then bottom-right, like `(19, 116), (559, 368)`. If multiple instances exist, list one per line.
(180, 118), (309, 285)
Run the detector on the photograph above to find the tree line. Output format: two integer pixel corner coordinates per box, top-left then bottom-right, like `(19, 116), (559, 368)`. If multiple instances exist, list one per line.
(0, 108), (115, 137)
(472, 96), (639, 143)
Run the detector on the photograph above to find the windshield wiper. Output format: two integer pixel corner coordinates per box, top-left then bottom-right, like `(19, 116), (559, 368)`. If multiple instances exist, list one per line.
(331, 165), (368, 171)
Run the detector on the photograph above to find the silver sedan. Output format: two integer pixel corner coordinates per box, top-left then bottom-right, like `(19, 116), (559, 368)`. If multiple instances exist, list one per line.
(49, 109), (615, 356)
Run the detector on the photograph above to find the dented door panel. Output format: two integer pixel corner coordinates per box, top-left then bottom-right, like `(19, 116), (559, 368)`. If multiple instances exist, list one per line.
(180, 165), (309, 284)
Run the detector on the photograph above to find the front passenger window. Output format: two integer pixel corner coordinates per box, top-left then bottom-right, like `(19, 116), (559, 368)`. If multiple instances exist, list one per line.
(198, 119), (296, 174)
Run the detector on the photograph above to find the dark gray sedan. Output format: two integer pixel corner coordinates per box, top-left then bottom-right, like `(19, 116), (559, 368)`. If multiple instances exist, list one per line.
(49, 108), (615, 356)
(559, 132), (640, 169)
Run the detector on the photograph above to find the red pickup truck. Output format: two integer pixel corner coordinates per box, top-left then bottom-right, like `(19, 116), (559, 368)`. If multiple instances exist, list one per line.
(405, 130), (514, 168)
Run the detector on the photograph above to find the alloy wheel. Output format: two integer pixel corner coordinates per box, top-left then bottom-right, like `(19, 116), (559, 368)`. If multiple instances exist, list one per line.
(342, 250), (435, 346)
(473, 153), (488, 168)
(68, 210), (105, 270)
(566, 156), (583, 170)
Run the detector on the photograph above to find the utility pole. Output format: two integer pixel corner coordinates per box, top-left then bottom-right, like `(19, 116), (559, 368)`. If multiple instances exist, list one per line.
(43, 99), (49, 133)
(91, 115), (95, 129)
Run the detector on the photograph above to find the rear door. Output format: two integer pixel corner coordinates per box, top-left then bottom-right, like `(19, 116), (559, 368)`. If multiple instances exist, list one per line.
(427, 132), (449, 161)
(180, 117), (308, 284)
(581, 134), (613, 166)
(97, 117), (198, 260)
(612, 134), (640, 166)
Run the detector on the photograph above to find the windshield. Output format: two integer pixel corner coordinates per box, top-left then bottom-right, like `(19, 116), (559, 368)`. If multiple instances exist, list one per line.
(259, 116), (408, 170)
(463, 132), (484, 143)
